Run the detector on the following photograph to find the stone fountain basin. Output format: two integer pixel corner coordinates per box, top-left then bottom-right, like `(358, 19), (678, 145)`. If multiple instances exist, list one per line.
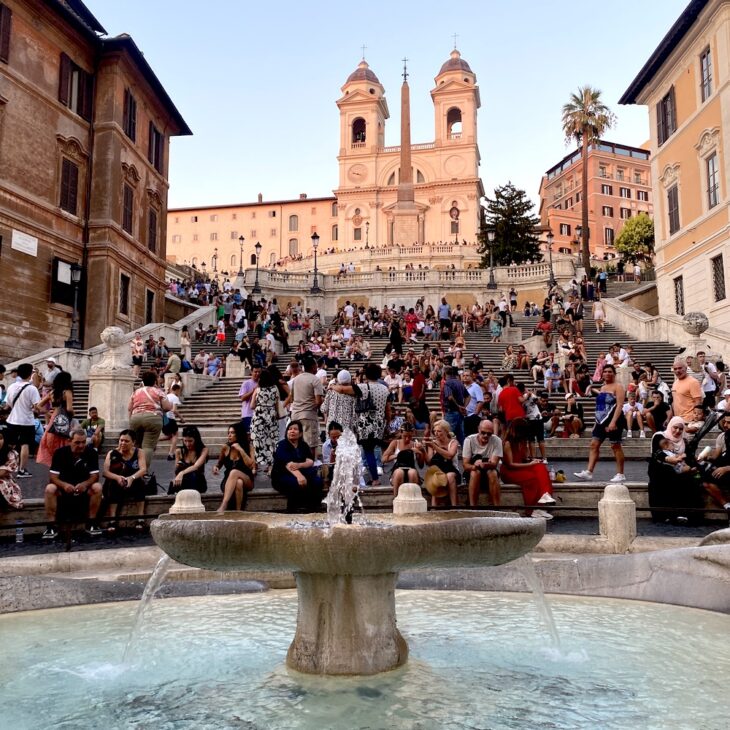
(151, 511), (545, 575)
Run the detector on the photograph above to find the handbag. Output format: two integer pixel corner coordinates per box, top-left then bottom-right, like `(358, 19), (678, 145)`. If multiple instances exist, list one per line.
(49, 407), (72, 438)
(141, 472), (158, 496)
(355, 384), (376, 414)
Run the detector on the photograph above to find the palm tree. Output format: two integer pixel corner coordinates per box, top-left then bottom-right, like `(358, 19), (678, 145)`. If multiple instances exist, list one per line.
(561, 86), (616, 272)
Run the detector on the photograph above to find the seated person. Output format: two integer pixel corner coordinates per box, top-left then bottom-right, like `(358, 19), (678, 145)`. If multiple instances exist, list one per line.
(382, 422), (424, 496)
(562, 393), (584, 439)
(462, 419), (502, 507)
(101, 429), (148, 532)
(644, 391), (671, 433)
(699, 411), (730, 514)
(0, 426), (23, 509)
(169, 426), (209, 494)
(534, 317), (553, 347)
(321, 421), (343, 487)
(271, 420), (323, 512)
(544, 363), (565, 393)
(80, 406), (105, 450)
(685, 405), (707, 436)
(43, 429), (102, 539)
(622, 389), (646, 438)
(657, 438), (692, 474)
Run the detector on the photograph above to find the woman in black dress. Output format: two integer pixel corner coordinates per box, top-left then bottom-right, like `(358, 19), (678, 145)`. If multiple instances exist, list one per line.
(102, 429), (148, 532)
(214, 422), (255, 512)
(169, 425), (208, 494)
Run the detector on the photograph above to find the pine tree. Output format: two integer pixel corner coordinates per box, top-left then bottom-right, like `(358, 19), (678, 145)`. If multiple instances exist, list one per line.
(478, 183), (543, 267)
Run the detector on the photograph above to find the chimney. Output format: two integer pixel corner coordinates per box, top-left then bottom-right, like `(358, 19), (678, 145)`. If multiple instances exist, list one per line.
(299, 193), (307, 199)
(257, 193), (263, 203)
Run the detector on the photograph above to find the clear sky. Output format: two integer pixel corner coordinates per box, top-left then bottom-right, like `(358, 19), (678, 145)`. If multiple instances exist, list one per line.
(86, 0), (690, 210)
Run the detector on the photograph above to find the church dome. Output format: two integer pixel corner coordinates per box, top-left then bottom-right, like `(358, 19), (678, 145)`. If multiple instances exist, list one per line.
(438, 49), (472, 75)
(346, 60), (380, 84)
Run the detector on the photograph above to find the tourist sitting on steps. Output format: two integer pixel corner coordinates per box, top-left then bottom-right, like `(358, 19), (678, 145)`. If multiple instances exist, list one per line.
(271, 420), (323, 513)
(101, 429), (148, 533)
(462, 418), (502, 508)
(382, 422), (424, 497)
(168, 426), (208, 495)
(214, 423), (255, 512)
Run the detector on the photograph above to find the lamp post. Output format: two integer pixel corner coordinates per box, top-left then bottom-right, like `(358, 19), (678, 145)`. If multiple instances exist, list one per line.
(365, 220), (369, 249)
(201, 261), (207, 280)
(238, 235), (245, 276)
(310, 232), (321, 293)
(546, 230), (557, 287)
(252, 241), (262, 294)
(485, 229), (497, 290)
(64, 262), (83, 349)
(212, 247), (218, 272)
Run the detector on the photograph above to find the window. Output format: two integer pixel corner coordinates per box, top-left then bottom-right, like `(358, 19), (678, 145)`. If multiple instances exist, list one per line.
(657, 87), (677, 146)
(231, 213), (237, 220)
(331, 202), (338, 216)
(230, 231), (237, 239)
(171, 234), (181, 243)
(601, 184), (613, 195)
(446, 107), (462, 138)
(602, 205), (613, 217)
(270, 228), (276, 237)
(712, 255), (726, 301)
(575, 192), (581, 202)
(122, 184), (134, 234)
(288, 238), (298, 256)
(191, 215), (198, 223)
(58, 53), (93, 121)
(59, 158), (79, 215)
(354, 227), (362, 241)
(352, 117), (366, 144)
(174, 216), (179, 224)
(604, 228), (615, 246)
(701, 47), (713, 102)
(616, 169), (625, 182)
(619, 187), (631, 199)
(210, 214), (218, 222)
(559, 223), (571, 236)
(148, 123), (163, 173)
(145, 290), (154, 324)
(565, 197), (573, 208)
(289, 214), (299, 232)
(707, 152), (719, 209)
(634, 171), (643, 184)
(122, 88), (136, 141)
(620, 208), (632, 220)
(332, 224), (338, 241)
(250, 229), (256, 237)
(50, 258), (76, 306)
(667, 185), (680, 235)
(637, 190), (649, 202)
(268, 210), (276, 218)
(0, 3), (11, 64)
(147, 209), (157, 253)
(119, 273), (130, 316)
(674, 276), (685, 315)
(210, 232), (218, 241)
(311, 207), (317, 215)
(192, 234), (198, 242)
(250, 254), (257, 265)
(251, 211), (256, 219)
(598, 165), (607, 178)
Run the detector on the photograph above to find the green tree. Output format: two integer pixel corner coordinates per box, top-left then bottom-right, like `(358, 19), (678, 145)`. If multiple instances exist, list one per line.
(615, 213), (654, 262)
(561, 86), (616, 271)
(477, 182), (542, 267)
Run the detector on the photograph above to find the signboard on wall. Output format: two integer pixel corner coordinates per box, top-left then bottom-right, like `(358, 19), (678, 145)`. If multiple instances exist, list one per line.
(11, 230), (38, 257)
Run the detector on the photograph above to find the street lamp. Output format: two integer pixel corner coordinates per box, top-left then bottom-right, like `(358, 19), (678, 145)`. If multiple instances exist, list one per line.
(238, 235), (245, 276)
(201, 261), (207, 280)
(486, 229), (497, 290)
(64, 262), (83, 349)
(310, 232), (322, 293)
(546, 230), (557, 287)
(212, 247), (218, 272)
(365, 221), (370, 249)
(252, 241), (262, 294)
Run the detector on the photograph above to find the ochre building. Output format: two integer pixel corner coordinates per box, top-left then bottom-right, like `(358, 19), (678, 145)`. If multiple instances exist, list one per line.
(621, 0), (730, 328)
(0, 0), (190, 359)
(538, 141), (653, 262)
(167, 50), (484, 274)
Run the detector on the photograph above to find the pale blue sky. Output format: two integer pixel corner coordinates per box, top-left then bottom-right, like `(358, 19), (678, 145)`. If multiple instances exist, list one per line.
(87, 0), (690, 209)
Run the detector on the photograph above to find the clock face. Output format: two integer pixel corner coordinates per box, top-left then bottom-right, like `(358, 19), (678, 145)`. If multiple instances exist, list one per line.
(348, 164), (368, 183)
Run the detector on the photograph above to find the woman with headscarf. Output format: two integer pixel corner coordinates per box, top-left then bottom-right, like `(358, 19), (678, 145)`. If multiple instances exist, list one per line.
(648, 416), (703, 523)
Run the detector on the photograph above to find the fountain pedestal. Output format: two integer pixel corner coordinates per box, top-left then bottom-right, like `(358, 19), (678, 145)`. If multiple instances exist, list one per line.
(289, 572), (407, 675)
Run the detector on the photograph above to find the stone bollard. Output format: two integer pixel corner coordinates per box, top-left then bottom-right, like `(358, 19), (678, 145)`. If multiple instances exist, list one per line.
(598, 483), (636, 553)
(169, 489), (206, 514)
(392, 483), (427, 515)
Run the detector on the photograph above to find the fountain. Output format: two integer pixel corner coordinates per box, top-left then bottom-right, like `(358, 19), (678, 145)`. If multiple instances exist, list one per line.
(150, 429), (545, 675)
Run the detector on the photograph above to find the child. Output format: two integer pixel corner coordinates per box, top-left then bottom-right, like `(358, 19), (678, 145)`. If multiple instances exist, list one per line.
(622, 389), (646, 438)
(685, 405), (707, 435)
(656, 438), (692, 473)
(592, 352), (607, 383)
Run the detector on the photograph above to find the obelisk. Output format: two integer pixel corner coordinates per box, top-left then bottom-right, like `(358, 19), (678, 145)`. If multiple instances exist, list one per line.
(391, 58), (420, 245)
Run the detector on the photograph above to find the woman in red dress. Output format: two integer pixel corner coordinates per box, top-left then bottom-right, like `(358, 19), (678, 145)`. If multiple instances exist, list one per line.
(499, 417), (555, 519)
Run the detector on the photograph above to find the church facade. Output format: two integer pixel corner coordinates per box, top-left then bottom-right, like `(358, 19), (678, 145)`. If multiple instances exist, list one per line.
(167, 51), (484, 274)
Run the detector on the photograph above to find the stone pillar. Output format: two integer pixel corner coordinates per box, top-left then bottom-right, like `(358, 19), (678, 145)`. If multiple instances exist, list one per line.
(598, 483), (637, 553)
(87, 327), (136, 432)
(393, 483), (427, 515)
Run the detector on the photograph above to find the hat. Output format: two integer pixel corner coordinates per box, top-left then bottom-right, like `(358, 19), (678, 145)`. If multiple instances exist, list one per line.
(46, 357), (57, 364)
(565, 393), (575, 400)
(337, 370), (351, 385)
(723, 389), (730, 396)
(423, 466), (449, 498)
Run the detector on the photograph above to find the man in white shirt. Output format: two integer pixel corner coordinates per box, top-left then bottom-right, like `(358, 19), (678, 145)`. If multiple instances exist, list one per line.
(697, 350), (719, 409)
(342, 326), (354, 342)
(6, 363), (41, 478)
(343, 301), (355, 324)
(463, 419), (502, 507)
(462, 370), (484, 437)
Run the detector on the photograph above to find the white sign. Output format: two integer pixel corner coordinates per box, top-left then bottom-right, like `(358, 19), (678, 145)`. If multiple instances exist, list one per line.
(57, 261), (71, 285)
(11, 230), (38, 257)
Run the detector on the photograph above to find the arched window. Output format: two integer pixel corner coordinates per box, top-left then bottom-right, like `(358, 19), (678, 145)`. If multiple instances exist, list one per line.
(332, 224), (338, 241)
(231, 254), (236, 267)
(289, 238), (298, 256)
(352, 117), (366, 144)
(447, 107), (462, 138)
(269, 252), (276, 266)
(288, 214), (299, 232)
(250, 254), (257, 265)
(331, 202), (338, 216)
(191, 256), (197, 266)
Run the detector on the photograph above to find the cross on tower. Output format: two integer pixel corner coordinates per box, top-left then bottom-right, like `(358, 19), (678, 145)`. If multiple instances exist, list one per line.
(360, 43), (367, 60)
(452, 33), (459, 49)
(402, 57), (408, 81)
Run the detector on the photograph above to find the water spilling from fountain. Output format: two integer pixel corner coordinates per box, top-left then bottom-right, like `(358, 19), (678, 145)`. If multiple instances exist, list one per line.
(323, 428), (362, 524)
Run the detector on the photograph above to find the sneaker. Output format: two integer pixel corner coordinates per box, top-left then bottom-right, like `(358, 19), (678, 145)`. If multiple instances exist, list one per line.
(609, 473), (626, 483)
(675, 516), (689, 524)
(573, 470), (593, 480)
(532, 509), (554, 521)
(42, 527), (58, 540)
(625, 432), (632, 439)
(85, 525), (102, 537)
(16, 469), (32, 479)
(723, 502), (730, 511)
(639, 431), (646, 439)
(537, 492), (556, 505)
(166, 454), (175, 461)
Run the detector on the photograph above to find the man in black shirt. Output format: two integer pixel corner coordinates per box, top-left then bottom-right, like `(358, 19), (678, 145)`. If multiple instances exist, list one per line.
(43, 429), (102, 540)
(645, 391), (671, 433)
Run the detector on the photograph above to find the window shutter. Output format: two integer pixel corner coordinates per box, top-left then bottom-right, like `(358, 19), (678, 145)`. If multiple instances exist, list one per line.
(156, 131), (163, 172)
(0, 4), (11, 64)
(123, 89), (130, 133)
(80, 69), (93, 121)
(68, 160), (78, 215)
(669, 87), (677, 135)
(148, 121), (154, 162)
(58, 53), (70, 105)
(148, 209), (157, 252)
(656, 102), (665, 145)
(60, 159), (70, 211)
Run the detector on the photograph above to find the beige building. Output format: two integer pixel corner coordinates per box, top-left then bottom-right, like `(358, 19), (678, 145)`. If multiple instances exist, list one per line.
(620, 0), (730, 327)
(167, 50), (484, 274)
(538, 141), (653, 262)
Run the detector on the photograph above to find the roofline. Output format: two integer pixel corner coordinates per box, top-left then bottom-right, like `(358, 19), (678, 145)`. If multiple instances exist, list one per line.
(543, 140), (651, 176)
(49, 0), (106, 36)
(169, 196), (337, 213)
(102, 35), (191, 136)
(619, 0), (709, 104)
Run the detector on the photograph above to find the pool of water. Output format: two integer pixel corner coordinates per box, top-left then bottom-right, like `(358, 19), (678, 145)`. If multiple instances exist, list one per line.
(1, 590), (728, 729)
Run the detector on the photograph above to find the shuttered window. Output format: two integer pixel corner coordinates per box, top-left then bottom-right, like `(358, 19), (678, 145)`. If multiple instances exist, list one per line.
(123, 88), (137, 141)
(657, 87), (676, 146)
(59, 158), (79, 215)
(667, 185), (680, 235)
(148, 122), (163, 173)
(122, 184), (134, 234)
(0, 3), (11, 64)
(148, 209), (158, 253)
(58, 53), (93, 121)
